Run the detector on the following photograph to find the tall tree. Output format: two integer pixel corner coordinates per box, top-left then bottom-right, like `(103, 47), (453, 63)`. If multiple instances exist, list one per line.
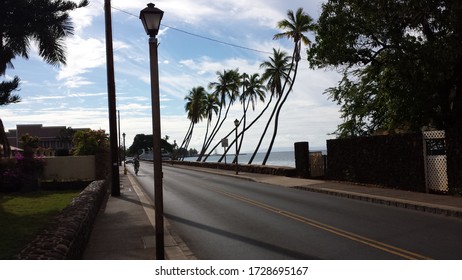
(248, 48), (292, 164)
(235, 73), (266, 159)
(261, 8), (314, 165)
(72, 129), (108, 156)
(0, 0), (89, 106)
(213, 75), (273, 163)
(178, 86), (207, 160)
(198, 92), (220, 159)
(309, 0), (462, 137)
(127, 133), (173, 156)
(309, 0), (462, 191)
(197, 69), (241, 161)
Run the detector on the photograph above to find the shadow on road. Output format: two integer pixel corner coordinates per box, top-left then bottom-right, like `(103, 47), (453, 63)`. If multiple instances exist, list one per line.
(164, 212), (319, 260)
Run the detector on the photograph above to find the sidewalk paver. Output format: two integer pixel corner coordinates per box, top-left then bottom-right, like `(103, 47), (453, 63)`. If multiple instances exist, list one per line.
(83, 167), (193, 260)
(83, 172), (156, 259)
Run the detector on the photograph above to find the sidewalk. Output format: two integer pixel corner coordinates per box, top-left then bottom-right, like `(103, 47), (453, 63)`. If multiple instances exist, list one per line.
(83, 167), (194, 260)
(84, 164), (462, 260)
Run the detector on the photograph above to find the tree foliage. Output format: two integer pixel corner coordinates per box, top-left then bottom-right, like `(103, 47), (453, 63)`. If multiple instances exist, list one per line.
(309, 0), (462, 137)
(0, 0), (89, 106)
(261, 8), (314, 165)
(127, 134), (173, 156)
(72, 129), (108, 156)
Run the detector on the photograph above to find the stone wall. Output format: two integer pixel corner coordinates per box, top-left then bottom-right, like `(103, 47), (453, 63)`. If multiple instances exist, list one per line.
(16, 180), (107, 260)
(166, 160), (297, 177)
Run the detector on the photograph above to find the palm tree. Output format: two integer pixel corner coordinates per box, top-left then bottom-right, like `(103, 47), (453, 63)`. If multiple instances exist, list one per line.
(197, 69), (241, 161)
(197, 92), (220, 160)
(248, 48), (292, 164)
(233, 73), (266, 161)
(0, 0), (89, 106)
(1, 0), (88, 141)
(178, 86), (207, 159)
(261, 8), (314, 165)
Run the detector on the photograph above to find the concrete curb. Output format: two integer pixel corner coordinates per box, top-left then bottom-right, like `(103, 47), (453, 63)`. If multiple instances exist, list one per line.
(292, 186), (462, 218)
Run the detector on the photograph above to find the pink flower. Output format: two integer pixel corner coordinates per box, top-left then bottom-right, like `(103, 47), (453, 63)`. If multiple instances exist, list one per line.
(14, 152), (24, 161)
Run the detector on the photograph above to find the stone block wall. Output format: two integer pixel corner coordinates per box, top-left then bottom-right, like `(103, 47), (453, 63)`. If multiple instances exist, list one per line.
(16, 180), (107, 260)
(167, 160), (297, 177)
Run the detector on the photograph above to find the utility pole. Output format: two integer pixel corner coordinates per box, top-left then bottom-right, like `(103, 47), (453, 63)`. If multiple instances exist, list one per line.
(104, 0), (119, 196)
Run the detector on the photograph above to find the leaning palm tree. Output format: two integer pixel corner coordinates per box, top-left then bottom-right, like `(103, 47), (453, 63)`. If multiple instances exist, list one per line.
(216, 72), (266, 163)
(214, 79), (274, 163)
(248, 48), (292, 164)
(261, 8), (314, 165)
(197, 69), (241, 161)
(178, 86), (207, 160)
(197, 92), (220, 160)
(233, 73), (266, 161)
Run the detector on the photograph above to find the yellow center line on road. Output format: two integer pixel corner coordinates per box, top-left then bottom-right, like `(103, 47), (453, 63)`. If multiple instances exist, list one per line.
(212, 188), (432, 260)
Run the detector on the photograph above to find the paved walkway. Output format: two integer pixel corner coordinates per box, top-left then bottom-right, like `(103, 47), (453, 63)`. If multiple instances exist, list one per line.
(83, 167), (194, 260)
(83, 165), (462, 260)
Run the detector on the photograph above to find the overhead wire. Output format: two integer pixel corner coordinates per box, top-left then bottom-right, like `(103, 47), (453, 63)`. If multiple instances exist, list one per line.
(111, 5), (273, 55)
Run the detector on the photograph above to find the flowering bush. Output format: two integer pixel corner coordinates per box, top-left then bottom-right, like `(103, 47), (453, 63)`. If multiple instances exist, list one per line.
(0, 152), (46, 192)
(1, 168), (22, 192)
(16, 153), (45, 176)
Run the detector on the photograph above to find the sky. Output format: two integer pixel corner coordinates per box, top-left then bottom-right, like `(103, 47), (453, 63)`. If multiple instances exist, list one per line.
(1, 0), (342, 153)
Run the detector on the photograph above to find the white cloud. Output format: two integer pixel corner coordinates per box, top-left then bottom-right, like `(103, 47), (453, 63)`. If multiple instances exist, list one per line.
(56, 36), (106, 86)
(56, 35), (131, 88)
(109, 0), (316, 28)
(70, 1), (103, 34)
(3, 0), (343, 154)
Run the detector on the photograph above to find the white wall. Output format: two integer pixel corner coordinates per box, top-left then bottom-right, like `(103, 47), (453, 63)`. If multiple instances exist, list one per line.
(43, 156), (95, 181)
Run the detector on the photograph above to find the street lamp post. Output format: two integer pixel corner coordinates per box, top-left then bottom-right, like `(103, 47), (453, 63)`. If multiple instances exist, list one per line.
(234, 119), (239, 175)
(140, 2), (165, 260)
(123, 133), (127, 175)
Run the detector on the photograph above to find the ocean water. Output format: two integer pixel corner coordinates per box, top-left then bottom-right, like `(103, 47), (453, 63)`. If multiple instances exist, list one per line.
(185, 151), (297, 168)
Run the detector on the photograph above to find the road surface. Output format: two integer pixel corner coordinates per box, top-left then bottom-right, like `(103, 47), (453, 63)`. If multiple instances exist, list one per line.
(131, 162), (462, 260)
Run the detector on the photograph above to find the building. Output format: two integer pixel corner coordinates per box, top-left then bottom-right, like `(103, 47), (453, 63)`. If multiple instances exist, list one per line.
(5, 124), (88, 156)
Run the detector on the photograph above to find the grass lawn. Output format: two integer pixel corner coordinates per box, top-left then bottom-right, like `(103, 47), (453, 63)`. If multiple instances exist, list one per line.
(0, 190), (80, 259)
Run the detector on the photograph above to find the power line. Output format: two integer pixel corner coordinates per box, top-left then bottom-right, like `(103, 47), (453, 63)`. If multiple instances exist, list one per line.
(111, 6), (273, 55)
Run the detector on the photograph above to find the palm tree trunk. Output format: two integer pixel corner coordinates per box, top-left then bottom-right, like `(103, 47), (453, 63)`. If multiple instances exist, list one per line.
(233, 99), (250, 163)
(196, 106), (223, 161)
(262, 51), (300, 165)
(209, 126), (235, 162)
(178, 122), (194, 160)
(175, 121), (193, 160)
(182, 125), (194, 160)
(248, 92), (281, 164)
(200, 104), (232, 161)
(216, 94), (274, 163)
(197, 118), (211, 161)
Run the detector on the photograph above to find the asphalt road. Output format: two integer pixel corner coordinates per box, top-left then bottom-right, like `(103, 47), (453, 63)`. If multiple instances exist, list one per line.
(132, 162), (462, 260)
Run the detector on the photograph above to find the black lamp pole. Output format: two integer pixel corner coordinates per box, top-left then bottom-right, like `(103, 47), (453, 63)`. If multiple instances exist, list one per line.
(234, 119), (239, 175)
(140, 2), (165, 260)
(123, 133), (127, 175)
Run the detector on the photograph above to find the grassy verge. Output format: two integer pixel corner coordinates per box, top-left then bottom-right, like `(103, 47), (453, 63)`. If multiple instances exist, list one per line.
(0, 190), (80, 259)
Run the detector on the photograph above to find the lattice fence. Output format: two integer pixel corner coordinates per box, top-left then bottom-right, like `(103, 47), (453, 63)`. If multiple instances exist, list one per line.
(423, 130), (448, 192)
